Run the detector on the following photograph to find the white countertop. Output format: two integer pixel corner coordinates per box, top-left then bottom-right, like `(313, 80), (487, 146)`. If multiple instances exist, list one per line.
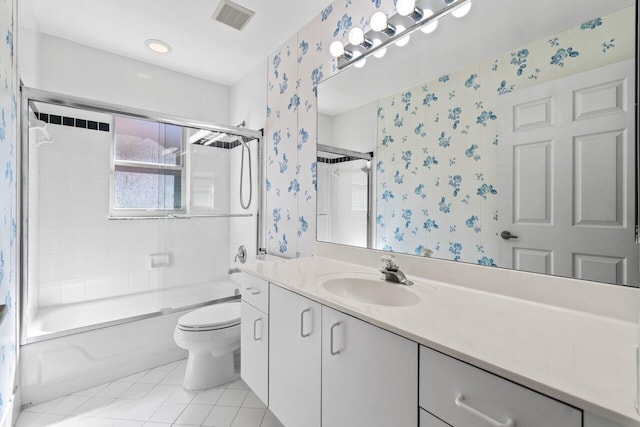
(241, 253), (640, 427)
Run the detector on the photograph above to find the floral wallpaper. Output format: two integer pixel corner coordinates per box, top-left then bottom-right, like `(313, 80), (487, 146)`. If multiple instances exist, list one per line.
(0, 0), (17, 423)
(266, 0), (397, 257)
(265, 0), (634, 261)
(375, 7), (634, 265)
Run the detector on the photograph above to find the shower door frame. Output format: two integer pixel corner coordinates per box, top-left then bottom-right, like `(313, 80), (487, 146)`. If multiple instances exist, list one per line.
(19, 86), (265, 345)
(317, 144), (374, 248)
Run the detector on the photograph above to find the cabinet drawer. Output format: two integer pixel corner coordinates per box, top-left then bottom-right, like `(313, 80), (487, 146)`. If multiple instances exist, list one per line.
(234, 273), (269, 313)
(420, 409), (451, 427)
(419, 346), (582, 427)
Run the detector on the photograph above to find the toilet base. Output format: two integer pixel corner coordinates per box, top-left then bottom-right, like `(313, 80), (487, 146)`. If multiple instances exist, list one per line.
(182, 351), (238, 391)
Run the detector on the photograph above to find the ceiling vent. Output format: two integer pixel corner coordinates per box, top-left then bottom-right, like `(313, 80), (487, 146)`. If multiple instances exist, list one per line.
(212, 0), (255, 31)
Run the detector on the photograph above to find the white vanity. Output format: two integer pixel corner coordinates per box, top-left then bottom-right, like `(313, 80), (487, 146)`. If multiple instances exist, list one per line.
(237, 243), (639, 427)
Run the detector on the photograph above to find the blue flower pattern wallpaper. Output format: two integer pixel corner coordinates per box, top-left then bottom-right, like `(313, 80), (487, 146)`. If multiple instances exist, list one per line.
(0, 0), (17, 423)
(266, 0), (633, 263)
(375, 7), (634, 264)
(266, 0), (397, 257)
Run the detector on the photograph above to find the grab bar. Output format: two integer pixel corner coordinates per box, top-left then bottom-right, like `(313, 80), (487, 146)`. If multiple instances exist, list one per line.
(0, 304), (7, 326)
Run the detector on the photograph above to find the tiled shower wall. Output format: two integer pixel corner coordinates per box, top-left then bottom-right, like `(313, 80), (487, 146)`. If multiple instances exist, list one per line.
(31, 105), (232, 308)
(0, 0), (18, 424)
(265, 0), (397, 257)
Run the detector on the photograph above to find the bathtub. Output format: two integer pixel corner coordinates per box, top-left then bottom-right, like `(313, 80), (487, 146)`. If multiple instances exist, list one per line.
(21, 280), (240, 406)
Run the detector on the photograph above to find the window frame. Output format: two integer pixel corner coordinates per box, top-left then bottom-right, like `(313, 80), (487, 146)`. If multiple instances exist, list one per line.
(109, 116), (188, 218)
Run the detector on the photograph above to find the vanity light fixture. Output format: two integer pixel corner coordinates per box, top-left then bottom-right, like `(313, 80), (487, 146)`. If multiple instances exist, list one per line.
(370, 11), (396, 37)
(330, 0), (471, 70)
(371, 39), (387, 59)
(396, 0), (424, 21)
(348, 27), (373, 49)
(445, 0), (472, 18)
(420, 9), (438, 34)
(145, 39), (171, 54)
(329, 40), (353, 60)
(394, 25), (411, 47)
(352, 51), (367, 69)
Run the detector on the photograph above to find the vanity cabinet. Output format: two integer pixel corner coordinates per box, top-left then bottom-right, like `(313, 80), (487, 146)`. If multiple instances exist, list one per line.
(322, 306), (418, 427)
(269, 285), (322, 427)
(419, 346), (582, 427)
(238, 273), (269, 406)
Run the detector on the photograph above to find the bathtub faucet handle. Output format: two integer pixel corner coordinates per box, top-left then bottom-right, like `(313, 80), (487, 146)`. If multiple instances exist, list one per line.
(235, 245), (247, 264)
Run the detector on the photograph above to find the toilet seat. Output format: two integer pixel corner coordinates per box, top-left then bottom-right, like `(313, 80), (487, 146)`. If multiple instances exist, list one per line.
(178, 302), (241, 332)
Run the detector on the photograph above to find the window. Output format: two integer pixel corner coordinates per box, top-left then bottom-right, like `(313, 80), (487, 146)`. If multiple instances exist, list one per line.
(110, 116), (185, 217)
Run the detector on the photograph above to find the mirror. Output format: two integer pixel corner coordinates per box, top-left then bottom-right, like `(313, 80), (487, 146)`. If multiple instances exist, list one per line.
(317, 0), (638, 287)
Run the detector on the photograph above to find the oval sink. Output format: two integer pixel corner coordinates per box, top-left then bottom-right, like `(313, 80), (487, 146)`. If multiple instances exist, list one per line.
(321, 276), (420, 307)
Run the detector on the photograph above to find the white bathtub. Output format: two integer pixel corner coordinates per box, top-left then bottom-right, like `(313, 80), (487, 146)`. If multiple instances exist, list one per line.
(21, 280), (240, 406)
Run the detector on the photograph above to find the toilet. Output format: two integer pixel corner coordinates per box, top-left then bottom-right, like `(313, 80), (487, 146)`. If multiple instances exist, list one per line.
(174, 301), (241, 390)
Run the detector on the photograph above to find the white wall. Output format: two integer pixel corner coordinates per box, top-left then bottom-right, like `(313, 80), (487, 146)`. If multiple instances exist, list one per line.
(27, 34), (231, 124)
(327, 102), (377, 154)
(228, 61), (267, 264)
(18, 0), (41, 87)
(230, 60), (267, 131)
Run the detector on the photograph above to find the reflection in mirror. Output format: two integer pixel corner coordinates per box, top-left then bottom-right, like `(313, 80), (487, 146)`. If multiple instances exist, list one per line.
(317, 0), (638, 286)
(317, 144), (372, 248)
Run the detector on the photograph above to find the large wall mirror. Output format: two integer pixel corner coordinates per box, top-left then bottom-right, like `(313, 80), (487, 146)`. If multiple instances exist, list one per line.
(317, 0), (639, 287)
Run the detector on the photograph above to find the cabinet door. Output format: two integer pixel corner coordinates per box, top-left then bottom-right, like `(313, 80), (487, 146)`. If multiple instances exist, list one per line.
(240, 301), (268, 405)
(322, 306), (418, 427)
(269, 285), (321, 427)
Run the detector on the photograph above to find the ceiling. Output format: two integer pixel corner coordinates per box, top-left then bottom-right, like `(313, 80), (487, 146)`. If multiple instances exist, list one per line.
(319, 0), (635, 116)
(22, 0), (333, 86)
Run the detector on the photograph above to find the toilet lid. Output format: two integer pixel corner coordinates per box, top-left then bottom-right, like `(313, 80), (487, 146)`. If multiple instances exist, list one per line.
(178, 302), (241, 330)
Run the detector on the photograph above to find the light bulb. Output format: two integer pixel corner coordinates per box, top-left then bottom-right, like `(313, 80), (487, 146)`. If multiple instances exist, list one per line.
(353, 51), (366, 69)
(396, 0), (416, 16)
(452, 1), (472, 18)
(420, 9), (438, 34)
(329, 40), (345, 58)
(395, 25), (410, 47)
(348, 27), (365, 45)
(372, 39), (387, 59)
(370, 11), (388, 32)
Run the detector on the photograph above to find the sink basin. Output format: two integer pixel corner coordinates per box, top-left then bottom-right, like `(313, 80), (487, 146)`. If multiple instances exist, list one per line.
(321, 275), (420, 307)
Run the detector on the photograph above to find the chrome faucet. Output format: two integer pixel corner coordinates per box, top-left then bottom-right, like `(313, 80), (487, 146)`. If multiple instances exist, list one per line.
(379, 255), (414, 286)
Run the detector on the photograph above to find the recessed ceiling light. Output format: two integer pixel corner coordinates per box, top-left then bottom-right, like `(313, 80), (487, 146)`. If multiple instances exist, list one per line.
(136, 72), (152, 80)
(145, 39), (171, 54)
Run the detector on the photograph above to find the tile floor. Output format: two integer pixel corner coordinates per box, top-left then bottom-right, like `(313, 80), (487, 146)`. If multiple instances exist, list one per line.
(16, 359), (284, 427)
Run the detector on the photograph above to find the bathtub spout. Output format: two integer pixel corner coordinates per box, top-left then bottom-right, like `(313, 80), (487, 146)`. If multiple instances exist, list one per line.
(228, 267), (241, 275)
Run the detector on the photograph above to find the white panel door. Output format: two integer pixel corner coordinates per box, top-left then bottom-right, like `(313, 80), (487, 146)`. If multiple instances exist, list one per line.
(269, 285), (321, 427)
(240, 301), (268, 405)
(322, 306), (418, 427)
(498, 59), (637, 285)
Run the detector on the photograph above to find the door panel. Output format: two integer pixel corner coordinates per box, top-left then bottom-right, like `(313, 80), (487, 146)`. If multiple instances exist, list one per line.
(269, 285), (321, 427)
(498, 59), (637, 285)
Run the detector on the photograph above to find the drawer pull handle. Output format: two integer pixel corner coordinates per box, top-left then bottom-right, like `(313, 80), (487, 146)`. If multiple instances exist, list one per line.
(253, 318), (262, 341)
(330, 322), (341, 356)
(454, 394), (515, 427)
(300, 308), (312, 338)
(246, 287), (260, 295)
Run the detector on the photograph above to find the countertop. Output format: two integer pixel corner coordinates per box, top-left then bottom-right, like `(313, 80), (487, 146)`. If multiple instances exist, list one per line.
(241, 254), (640, 427)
